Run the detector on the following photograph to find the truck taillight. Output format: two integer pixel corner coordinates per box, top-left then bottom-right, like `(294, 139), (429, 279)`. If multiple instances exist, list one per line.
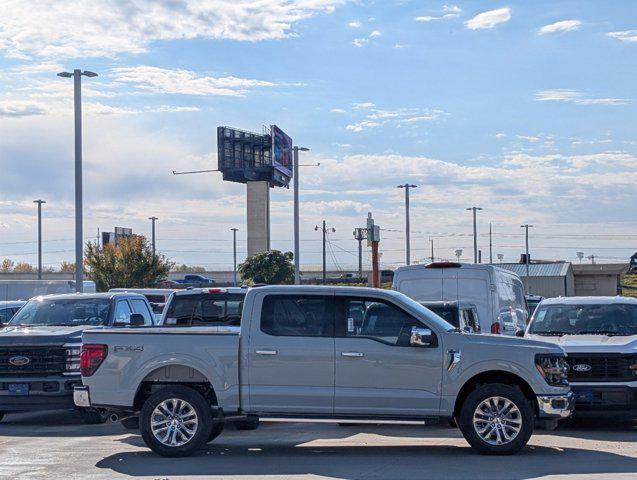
(80, 344), (108, 377)
(490, 322), (501, 334)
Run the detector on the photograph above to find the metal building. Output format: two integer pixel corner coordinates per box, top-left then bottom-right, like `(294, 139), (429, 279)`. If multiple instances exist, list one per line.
(498, 262), (575, 298)
(572, 263), (630, 296)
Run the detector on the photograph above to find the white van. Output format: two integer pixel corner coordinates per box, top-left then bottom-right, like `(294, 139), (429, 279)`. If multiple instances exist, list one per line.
(392, 262), (528, 335)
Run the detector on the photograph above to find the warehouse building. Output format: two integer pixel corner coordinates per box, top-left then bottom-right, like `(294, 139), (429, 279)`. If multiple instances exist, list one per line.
(572, 263), (630, 296)
(498, 262), (575, 298)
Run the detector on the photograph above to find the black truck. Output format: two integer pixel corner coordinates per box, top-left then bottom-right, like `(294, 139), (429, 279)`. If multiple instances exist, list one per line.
(0, 292), (155, 423)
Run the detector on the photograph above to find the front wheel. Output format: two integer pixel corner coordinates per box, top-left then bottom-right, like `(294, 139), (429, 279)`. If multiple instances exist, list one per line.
(458, 383), (534, 455)
(140, 386), (213, 457)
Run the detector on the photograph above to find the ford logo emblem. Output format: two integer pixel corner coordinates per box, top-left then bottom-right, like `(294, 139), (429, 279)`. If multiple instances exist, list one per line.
(572, 364), (592, 372)
(9, 355), (31, 367)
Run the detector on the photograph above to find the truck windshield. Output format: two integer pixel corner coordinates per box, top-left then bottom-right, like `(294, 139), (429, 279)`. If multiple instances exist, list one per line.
(8, 298), (111, 327)
(529, 303), (637, 336)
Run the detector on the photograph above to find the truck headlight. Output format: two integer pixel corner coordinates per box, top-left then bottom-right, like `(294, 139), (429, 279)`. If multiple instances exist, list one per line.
(64, 343), (82, 374)
(535, 354), (569, 386)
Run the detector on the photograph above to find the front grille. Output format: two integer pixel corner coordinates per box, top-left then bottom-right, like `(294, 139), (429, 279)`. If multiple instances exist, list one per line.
(0, 346), (67, 376)
(567, 353), (637, 382)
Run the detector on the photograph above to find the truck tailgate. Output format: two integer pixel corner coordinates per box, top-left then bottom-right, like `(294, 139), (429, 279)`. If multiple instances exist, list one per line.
(81, 327), (240, 410)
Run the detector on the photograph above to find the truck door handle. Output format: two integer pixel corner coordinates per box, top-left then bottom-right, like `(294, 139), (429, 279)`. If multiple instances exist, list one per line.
(341, 351), (364, 358)
(255, 349), (278, 355)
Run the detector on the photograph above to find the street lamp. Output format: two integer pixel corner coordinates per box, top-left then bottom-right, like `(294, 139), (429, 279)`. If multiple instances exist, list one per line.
(293, 146), (310, 285)
(57, 69), (98, 292)
(576, 251), (584, 263)
(148, 217), (158, 256)
(397, 184), (417, 266)
(33, 199), (46, 280)
(520, 224), (534, 280)
(466, 207), (483, 263)
(315, 221), (335, 284)
(497, 253), (504, 263)
(231, 228), (239, 287)
(455, 249), (463, 261)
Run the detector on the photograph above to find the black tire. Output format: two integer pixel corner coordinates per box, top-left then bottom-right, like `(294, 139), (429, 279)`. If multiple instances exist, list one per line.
(120, 416), (140, 430)
(80, 408), (108, 425)
(233, 416), (259, 431)
(207, 420), (225, 442)
(140, 385), (213, 457)
(458, 383), (534, 455)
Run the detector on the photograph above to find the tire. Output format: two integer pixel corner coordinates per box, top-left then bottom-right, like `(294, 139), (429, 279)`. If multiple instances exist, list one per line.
(457, 383), (534, 455)
(80, 408), (108, 425)
(233, 416), (259, 431)
(120, 416), (140, 430)
(140, 385), (213, 457)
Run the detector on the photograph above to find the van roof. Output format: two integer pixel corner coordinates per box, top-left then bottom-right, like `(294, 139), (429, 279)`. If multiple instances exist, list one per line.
(394, 262), (514, 275)
(540, 296), (637, 306)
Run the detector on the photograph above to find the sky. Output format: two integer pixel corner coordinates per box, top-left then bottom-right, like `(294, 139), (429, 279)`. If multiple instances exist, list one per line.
(1, 0), (636, 271)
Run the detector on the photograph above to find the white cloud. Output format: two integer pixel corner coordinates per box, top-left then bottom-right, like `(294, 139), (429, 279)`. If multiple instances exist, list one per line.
(0, 0), (345, 59)
(347, 20), (362, 28)
(346, 120), (381, 132)
(352, 38), (369, 47)
(538, 20), (582, 35)
(415, 4), (461, 23)
(344, 105), (445, 132)
(111, 66), (276, 97)
(442, 5), (462, 14)
(352, 102), (376, 109)
(394, 43), (408, 49)
(535, 89), (631, 106)
(606, 30), (637, 43)
(369, 30), (382, 38)
(465, 7), (511, 30)
(415, 16), (438, 23)
(494, 133), (507, 139)
(330, 108), (346, 113)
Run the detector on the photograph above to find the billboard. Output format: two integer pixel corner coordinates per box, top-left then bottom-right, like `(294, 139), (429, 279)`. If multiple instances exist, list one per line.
(271, 125), (293, 178)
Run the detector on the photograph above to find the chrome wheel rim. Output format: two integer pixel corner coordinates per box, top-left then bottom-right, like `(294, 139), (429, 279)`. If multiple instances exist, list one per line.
(151, 398), (199, 447)
(472, 396), (522, 445)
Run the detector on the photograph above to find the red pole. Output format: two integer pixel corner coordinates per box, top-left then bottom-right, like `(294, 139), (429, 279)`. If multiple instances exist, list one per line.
(372, 241), (380, 288)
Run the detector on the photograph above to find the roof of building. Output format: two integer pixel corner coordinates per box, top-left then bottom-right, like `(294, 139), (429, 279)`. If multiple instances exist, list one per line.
(497, 262), (572, 278)
(571, 263), (630, 275)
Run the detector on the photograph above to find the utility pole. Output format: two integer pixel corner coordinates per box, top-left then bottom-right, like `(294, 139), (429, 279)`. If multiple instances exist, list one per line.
(315, 221), (335, 284)
(466, 206), (482, 264)
(58, 68), (98, 292)
(397, 184), (417, 265)
(489, 223), (493, 264)
(293, 146), (310, 285)
(148, 216), (158, 256)
(430, 238), (434, 263)
(231, 228), (239, 286)
(353, 228), (366, 279)
(521, 224), (534, 293)
(33, 199), (46, 280)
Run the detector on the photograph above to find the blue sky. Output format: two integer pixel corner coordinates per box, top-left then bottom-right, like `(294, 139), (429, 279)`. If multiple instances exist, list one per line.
(1, 1), (636, 270)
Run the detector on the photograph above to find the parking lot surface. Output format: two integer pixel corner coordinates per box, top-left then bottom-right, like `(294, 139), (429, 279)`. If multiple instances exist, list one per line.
(0, 411), (635, 480)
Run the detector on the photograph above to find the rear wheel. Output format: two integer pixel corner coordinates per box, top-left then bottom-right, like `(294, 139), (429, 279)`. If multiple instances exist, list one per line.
(458, 383), (533, 455)
(80, 408), (108, 425)
(233, 416), (259, 431)
(140, 386), (212, 457)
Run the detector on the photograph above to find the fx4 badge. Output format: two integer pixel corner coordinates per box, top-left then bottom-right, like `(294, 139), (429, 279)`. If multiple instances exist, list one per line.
(113, 345), (144, 353)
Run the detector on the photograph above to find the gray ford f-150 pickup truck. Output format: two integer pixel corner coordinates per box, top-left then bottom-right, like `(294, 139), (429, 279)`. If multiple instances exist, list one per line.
(76, 286), (573, 456)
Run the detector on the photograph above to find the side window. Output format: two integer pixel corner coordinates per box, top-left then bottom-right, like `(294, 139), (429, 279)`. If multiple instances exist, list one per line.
(341, 297), (426, 346)
(114, 300), (132, 324)
(261, 295), (332, 337)
(0, 308), (11, 323)
(130, 299), (153, 325)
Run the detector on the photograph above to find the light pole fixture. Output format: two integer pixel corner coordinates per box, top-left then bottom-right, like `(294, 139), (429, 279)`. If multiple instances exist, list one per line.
(397, 184), (417, 266)
(57, 69), (98, 292)
(293, 146), (310, 285)
(33, 199), (46, 280)
(466, 206), (483, 263)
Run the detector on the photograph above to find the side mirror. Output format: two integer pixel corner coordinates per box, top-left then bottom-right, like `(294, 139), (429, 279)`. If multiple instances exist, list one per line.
(410, 326), (436, 347)
(515, 329), (525, 338)
(130, 313), (146, 327)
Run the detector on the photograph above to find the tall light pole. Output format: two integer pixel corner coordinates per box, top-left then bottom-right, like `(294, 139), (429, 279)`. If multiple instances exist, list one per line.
(429, 238), (434, 263)
(397, 184), (417, 265)
(293, 146), (310, 285)
(231, 228), (239, 286)
(489, 223), (493, 264)
(148, 216), (158, 256)
(466, 206), (482, 263)
(58, 69), (98, 292)
(315, 221), (335, 284)
(353, 228), (366, 279)
(33, 199), (46, 280)
(521, 224), (533, 292)
(576, 251), (584, 263)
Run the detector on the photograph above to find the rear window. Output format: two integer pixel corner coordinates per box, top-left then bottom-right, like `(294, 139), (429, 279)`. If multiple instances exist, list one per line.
(164, 293), (244, 326)
(425, 305), (459, 328)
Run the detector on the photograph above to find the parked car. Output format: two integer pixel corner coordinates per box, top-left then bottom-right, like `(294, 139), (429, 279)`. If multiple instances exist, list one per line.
(525, 295), (544, 319)
(0, 301), (26, 325)
(109, 288), (177, 322)
(76, 285), (572, 457)
(419, 301), (481, 333)
(0, 292), (155, 424)
(525, 296), (637, 413)
(393, 262), (528, 335)
(173, 274), (215, 286)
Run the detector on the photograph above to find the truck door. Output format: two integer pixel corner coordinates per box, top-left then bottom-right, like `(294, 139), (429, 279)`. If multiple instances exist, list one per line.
(247, 293), (334, 414)
(334, 295), (443, 416)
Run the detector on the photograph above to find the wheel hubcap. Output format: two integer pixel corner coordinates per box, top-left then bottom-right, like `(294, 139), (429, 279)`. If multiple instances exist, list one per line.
(151, 398), (199, 447)
(472, 396), (522, 445)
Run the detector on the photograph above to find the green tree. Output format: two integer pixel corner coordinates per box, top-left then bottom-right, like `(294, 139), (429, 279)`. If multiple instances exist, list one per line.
(239, 250), (294, 285)
(0, 259), (14, 272)
(12, 262), (35, 273)
(85, 236), (173, 291)
(173, 264), (207, 273)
